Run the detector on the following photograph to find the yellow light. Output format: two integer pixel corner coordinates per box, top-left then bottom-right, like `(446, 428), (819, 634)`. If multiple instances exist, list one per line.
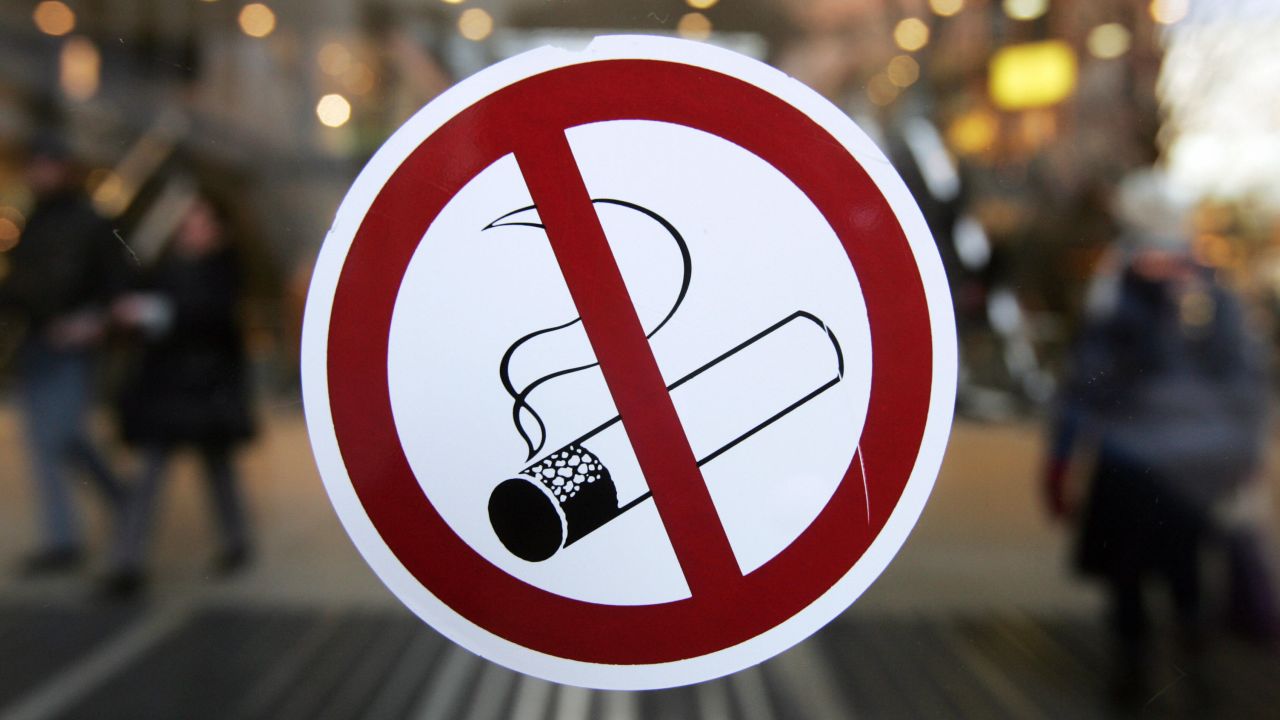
(0, 218), (20, 252)
(1149, 0), (1189, 24)
(887, 55), (920, 88)
(33, 1), (75, 37)
(90, 172), (127, 216)
(318, 42), (351, 76)
(677, 12), (713, 41)
(1003, 0), (1049, 21)
(929, 0), (964, 17)
(0, 206), (25, 225)
(316, 93), (352, 128)
(441, 0), (465, 4)
(989, 40), (1077, 110)
(866, 74), (900, 107)
(893, 18), (930, 52)
(686, 0), (719, 9)
(458, 8), (493, 42)
(947, 109), (999, 155)
(59, 36), (100, 102)
(1087, 23), (1131, 59)
(238, 3), (277, 39)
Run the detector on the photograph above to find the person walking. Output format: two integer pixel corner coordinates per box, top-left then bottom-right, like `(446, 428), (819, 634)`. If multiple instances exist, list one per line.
(1045, 168), (1268, 706)
(0, 136), (126, 575)
(102, 191), (256, 596)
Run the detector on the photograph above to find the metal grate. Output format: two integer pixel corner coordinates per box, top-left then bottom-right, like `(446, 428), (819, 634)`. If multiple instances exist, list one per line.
(0, 603), (138, 711)
(0, 603), (1274, 719)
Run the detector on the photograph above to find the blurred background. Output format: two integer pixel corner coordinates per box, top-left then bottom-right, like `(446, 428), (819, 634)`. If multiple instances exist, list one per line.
(2, 0), (1280, 718)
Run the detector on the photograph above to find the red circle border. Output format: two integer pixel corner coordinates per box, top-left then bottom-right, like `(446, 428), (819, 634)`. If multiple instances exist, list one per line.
(325, 59), (934, 665)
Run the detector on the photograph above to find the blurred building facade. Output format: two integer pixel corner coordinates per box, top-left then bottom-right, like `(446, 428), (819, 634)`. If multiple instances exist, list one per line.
(0, 0), (1276, 401)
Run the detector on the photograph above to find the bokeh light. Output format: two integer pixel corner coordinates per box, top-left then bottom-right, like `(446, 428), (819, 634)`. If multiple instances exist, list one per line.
(947, 109), (999, 156)
(929, 0), (965, 17)
(866, 74), (900, 106)
(239, 3), (277, 39)
(893, 18), (930, 52)
(317, 42), (352, 76)
(316, 93), (352, 128)
(0, 208), (22, 252)
(1087, 23), (1132, 60)
(59, 36), (100, 102)
(686, 0), (719, 9)
(989, 40), (1077, 110)
(1003, 0), (1049, 22)
(90, 171), (126, 216)
(887, 55), (921, 88)
(32, 1), (75, 37)
(677, 12), (713, 41)
(458, 8), (494, 42)
(1150, 0), (1190, 25)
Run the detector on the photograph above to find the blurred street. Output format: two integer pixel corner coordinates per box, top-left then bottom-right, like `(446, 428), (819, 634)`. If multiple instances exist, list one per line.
(2, 409), (1278, 718)
(3, 0), (1280, 716)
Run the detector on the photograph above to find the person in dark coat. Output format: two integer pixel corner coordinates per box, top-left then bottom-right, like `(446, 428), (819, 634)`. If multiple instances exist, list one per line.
(102, 191), (255, 595)
(0, 136), (126, 574)
(1045, 169), (1268, 705)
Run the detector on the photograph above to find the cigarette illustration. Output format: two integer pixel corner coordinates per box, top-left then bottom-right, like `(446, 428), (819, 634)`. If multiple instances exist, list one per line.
(488, 310), (844, 562)
(483, 200), (844, 562)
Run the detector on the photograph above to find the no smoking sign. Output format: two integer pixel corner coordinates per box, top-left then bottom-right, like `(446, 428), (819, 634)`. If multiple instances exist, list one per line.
(302, 36), (956, 689)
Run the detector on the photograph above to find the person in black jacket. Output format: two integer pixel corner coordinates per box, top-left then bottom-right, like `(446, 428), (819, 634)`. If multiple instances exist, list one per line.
(0, 137), (126, 575)
(102, 191), (255, 596)
(1045, 169), (1268, 706)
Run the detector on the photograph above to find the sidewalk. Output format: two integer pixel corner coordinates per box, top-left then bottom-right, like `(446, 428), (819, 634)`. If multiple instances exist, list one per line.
(2, 408), (1277, 719)
(0, 409), (1096, 613)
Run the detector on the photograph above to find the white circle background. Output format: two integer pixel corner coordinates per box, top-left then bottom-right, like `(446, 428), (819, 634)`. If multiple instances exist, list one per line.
(301, 35), (957, 690)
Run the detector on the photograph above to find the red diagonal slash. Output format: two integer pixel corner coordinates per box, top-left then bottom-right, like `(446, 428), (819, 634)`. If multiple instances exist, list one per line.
(515, 130), (741, 597)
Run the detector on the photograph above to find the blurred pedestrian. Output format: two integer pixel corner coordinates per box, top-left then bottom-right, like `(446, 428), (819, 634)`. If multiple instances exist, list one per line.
(1044, 168), (1269, 705)
(0, 135), (126, 575)
(102, 191), (255, 596)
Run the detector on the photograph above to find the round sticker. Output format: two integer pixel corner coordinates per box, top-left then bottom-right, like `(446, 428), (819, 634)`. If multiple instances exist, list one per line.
(302, 35), (956, 689)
